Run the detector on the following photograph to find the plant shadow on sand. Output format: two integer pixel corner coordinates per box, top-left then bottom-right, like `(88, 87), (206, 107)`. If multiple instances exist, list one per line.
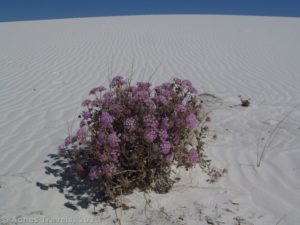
(36, 153), (106, 213)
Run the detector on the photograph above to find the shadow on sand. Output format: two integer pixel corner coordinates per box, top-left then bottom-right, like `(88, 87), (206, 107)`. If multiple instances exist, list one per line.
(36, 154), (105, 212)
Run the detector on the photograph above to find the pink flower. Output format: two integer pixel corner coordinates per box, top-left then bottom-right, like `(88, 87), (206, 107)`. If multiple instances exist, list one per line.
(186, 113), (198, 129)
(110, 75), (127, 88)
(99, 112), (114, 128)
(108, 132), (120, 147)
(64, 136), (72, 146)
(158, 129), (168, 141)
(144, 129), (157, 143)
(157, 95), (168, 105)
(110, 148), (120, 162)
(161, 117), (170, 130)
(182, 79), (192, 87)
(155, 83), (173, 98)
(136, 82), (151, 91)
(89, 86), (106, 95)
(161, 82), (173, 91)
(188, 148), (198, 164)
(124, 118), (136, 131)
(133, 90), (148, 102)
(82, 111), (92, 120)
(143, 114), (158, 128)
(76, 127), (87, 140)
(110, 104), (124, 114)
(103, 91), (114, 105)
(175, 103), (187, 113)
(96, 131), (106, 146)
(160, 141), (171, 154)
(144, 99), (156, 109)
(97, 86), (106, 92)
(182, 80), (197, 94)
(81, 99), (92, 107)
(80, 120), (85, 128)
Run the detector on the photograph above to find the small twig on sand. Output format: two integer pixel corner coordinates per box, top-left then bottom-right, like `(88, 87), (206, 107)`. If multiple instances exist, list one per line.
(141, 60), (149, 81)
(257, 103), (300, 167)
(143, 192), (152, 219)
(113, 190), (123, 225)
(113, 208), (121, 225)
(125, 58), (135, 82)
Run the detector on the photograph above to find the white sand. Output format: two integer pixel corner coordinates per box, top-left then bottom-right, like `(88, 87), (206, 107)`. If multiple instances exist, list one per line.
(0, 15), (300, 225)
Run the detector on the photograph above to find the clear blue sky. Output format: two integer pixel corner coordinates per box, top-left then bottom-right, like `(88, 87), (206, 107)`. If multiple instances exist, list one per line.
(0, 0), (299, 22)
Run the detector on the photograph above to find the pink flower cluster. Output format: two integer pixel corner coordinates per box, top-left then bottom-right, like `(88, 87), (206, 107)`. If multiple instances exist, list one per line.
(59, 75), (208, 182)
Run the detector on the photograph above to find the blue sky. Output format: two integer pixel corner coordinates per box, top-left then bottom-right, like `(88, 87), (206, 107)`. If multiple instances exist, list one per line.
(0, 0), (299, 22)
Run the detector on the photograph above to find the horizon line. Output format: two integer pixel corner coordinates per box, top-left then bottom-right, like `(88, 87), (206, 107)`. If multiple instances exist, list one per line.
(1, 12), (299, 23)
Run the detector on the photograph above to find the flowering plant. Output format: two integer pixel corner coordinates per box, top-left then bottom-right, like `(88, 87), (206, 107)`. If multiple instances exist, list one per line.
(59, 76), (216, 201)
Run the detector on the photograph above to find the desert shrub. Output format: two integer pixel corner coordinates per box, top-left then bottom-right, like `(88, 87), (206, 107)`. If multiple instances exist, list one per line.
(58, 76), (216, 202)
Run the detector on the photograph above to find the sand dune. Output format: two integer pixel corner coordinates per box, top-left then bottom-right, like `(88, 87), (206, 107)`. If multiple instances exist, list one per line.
(0, 15), (300, 224)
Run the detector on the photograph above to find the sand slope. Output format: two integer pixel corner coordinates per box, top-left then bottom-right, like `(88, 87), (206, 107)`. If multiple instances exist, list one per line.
(0, 15), (300, 224)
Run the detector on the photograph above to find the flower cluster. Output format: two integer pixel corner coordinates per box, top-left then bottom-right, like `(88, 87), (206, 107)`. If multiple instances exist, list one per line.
(59, 75), (214, 201)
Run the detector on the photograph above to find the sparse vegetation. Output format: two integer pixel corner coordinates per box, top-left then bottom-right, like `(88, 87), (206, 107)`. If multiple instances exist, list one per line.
(58, 76), (221, 205)
(239, 96), (251, 107)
